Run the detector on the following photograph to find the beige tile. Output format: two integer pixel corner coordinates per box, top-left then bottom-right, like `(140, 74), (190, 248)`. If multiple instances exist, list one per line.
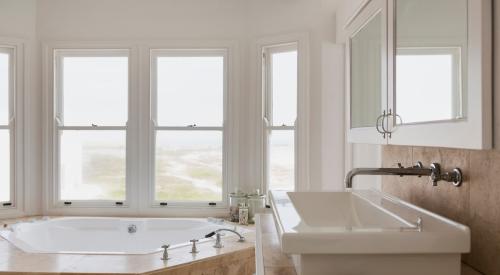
(407, 147), (470, 224)
(381, 145), (413, 200)
(264, 266), (297, 275)
(461, 263), (482, 275)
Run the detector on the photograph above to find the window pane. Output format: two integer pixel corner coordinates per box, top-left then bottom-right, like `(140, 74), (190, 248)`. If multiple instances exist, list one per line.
(60, 130), (126, 201)
(396, 52), (458, 124)
(269, 130), (294, 191)
(61, 56), (128, 126)
(0, 130), (10, 202)
(156, 56), (224, 126)
(0, 53), (9, 125)
(272, 51), (297, 126)
(155, 131), (222, 202)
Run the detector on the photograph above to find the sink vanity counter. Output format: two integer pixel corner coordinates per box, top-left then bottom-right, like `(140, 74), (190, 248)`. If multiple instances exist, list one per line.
(255, 213), (297, 275)
(268, 190), (471, 275)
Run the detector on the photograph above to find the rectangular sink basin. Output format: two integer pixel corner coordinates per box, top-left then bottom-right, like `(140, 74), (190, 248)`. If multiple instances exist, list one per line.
(269, 190), (470, 255)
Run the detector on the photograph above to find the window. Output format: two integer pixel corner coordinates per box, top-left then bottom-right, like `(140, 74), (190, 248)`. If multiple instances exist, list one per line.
(151, 49), (226, 205)
(54, 50), (129, 203)
(396, 47), (462, 124)
(0, 47), (13, 205)
(263, 44), (298, 191)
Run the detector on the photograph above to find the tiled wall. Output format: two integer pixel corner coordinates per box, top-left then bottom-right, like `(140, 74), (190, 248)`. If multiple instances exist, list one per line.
(381, 145), (499, 275)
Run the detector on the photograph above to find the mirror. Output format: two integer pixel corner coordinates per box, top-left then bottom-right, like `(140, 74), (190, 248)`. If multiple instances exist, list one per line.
(395, 0), (468, 125)
(350, 12), (384, 128)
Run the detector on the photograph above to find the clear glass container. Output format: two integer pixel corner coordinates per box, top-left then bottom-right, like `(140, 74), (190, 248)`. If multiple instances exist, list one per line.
(229, 192), (247, 222)
(248, 193), (266, 224)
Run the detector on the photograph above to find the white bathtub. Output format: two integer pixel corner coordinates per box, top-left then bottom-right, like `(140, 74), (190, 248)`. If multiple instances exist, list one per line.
(0, 217), (245, 254)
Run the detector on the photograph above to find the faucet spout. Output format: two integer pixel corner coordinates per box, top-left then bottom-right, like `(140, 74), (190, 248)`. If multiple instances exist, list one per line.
(345, 162), (462, 189)
(205, 228), (245, 248)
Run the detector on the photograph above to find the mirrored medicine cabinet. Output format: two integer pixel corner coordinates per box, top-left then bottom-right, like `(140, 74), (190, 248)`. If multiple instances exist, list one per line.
(346, 0), (492, 149)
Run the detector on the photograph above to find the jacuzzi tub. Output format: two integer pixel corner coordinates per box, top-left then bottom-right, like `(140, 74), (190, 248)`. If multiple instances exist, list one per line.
(0, 217), (246, 254)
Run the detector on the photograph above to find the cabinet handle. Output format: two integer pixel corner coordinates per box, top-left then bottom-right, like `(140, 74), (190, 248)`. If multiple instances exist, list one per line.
(375, 110), (387, 138)
(384, 109), (403, 139)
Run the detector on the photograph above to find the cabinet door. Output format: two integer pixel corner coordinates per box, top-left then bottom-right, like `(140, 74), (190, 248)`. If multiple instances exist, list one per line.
(346, 0), (389, 144)
(387, 0), (492, 149)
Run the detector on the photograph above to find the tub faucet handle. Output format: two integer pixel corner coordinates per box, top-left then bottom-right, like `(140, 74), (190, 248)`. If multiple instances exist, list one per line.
(190, 239), (199, 254)
(160, 244), (170, 261)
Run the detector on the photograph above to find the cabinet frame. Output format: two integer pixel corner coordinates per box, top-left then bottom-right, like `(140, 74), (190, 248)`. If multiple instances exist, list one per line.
(345, 0), (389, 145)
(347, 0), (492, 149)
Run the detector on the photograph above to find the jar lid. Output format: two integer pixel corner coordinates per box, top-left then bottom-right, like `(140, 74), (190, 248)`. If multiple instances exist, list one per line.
(229, 192), (247, 198)
(248, 193), (265, 199)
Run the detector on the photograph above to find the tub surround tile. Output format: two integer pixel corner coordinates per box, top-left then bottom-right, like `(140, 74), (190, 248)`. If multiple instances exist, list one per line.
(0, 217), (255, 275)
(264, 267), (297, 275)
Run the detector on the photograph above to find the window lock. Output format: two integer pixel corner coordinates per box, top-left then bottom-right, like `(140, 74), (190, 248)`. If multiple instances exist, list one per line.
(208, 202), (217, 206)
(63, 201), (72, 205)
(115, 202), (124, 206)
(2, 202), (12, 207)
(160, 202), (168, 206)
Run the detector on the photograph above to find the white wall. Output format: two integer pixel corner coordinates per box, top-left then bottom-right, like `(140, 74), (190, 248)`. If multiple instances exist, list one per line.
(0, 0), (42, 217)
(0, 0), (344, 217)
(336, 0), (383, 190)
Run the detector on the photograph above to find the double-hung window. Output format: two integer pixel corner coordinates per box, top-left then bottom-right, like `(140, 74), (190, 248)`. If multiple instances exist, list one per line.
(263, 44), (298, 191)
(0, 47), (14, 206)
(151, 49), (226, 206)
(54, 50), (129, 205)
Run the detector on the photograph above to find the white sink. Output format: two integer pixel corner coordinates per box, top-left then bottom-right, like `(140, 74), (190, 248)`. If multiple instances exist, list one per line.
(269, 190), (470, 275)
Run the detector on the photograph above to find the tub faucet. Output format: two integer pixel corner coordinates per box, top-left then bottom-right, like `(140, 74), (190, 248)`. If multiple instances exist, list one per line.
(345, 162), (463, 189)
(205, 228), (245, 248)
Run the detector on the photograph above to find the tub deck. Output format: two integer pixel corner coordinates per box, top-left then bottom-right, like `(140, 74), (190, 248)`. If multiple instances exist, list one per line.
(0, 216), (255, 275)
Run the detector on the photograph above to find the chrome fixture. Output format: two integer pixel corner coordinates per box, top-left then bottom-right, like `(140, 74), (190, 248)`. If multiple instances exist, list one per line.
(127, 224), (137, 234)
(160, 244), (170, 261)
(345, 161), (463, 189)
(190, 239), (199, 254)
(375, 109), (403, 139)
(205, 228), (245, 248)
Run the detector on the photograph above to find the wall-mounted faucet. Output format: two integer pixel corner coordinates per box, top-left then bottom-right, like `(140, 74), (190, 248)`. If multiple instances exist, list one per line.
(345, 161), (463, 189)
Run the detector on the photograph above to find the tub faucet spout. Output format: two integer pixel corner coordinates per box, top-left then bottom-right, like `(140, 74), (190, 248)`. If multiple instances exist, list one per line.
(205, 228), (245, 248)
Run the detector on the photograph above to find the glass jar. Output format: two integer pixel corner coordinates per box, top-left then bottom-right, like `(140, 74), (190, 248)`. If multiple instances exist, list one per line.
(247, 193), (266, 224)
(229, 192), (247, 222)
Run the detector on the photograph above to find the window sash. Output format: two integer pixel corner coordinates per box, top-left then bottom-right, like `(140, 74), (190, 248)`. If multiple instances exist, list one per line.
(54, 49), (131, 206)
(262, 43), (298, 193)
(0, 46), (14, 207)
(150, 49), (228, 207)
(54, 49), (130, 127)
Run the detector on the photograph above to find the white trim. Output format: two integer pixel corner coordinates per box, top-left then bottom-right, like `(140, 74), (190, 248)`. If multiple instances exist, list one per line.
(253, 33), (310, 194)
(343, 0), (374, 30)
(0, 38), (26, 218)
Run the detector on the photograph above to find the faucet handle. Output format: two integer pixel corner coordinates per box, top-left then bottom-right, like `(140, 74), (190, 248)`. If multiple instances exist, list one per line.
(160, 244), (170, 261)
(190, 239), (199, 254)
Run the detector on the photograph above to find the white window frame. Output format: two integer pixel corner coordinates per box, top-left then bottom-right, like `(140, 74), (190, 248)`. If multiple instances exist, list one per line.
(255, 33), (310, 194)
(43, 41), (237, 216)
(262, 43), (298, 192)
(149, 49), (229, 208)
(0, 39), (25, 217)
(46, 45), (137, 210)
